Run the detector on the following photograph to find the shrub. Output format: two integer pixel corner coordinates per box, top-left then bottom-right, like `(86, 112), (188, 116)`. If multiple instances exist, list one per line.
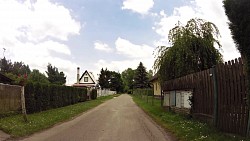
(90, 89), (97, 100)
(24, 82), (88, 114)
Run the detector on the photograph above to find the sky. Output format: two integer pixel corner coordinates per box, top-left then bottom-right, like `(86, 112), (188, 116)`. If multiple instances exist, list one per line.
(0, 0), (241, 85)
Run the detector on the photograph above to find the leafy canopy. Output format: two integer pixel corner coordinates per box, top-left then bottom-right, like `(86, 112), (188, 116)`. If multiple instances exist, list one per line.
(46, 63), (66, 85)
(121, 68), (135, 92)
(154, 18), (223, 82)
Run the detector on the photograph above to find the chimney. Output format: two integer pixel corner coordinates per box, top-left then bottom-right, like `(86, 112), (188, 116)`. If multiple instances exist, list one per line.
(77, 67), (80, 84)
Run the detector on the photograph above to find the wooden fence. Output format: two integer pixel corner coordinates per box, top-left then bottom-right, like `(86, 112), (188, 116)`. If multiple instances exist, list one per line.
(0, 83), (22, 114)
(162, 58), (248, 136)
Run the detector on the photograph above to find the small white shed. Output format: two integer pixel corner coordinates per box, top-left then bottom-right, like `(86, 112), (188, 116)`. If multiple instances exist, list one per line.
(163, 90), (192, 114)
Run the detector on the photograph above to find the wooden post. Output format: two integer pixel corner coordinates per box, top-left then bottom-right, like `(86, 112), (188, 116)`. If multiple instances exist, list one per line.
(212, 67), (218, 127)
(21, 86), (28, 122)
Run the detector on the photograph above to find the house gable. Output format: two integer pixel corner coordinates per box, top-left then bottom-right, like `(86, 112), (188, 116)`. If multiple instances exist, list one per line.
(79, 70), (96, 84)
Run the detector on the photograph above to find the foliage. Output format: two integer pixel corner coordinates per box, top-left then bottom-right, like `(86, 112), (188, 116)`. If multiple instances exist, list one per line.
(0, 57), (13, 73)
(0, 57), (31, 75)
(134, 62), (149, 88)
(223, 0), (250, 106)
(90, 89), (97, 100)
(0, 95), (118, 137)
(147, 69), (153, 80)
(121, 68), (135, 92)
(98, 68), (124, 93)
(27, 69), (50, 84)
(109, 71), (124, 93)
(25, 82), (87, 114)
(154, 18), (223, 83)
(133, 88), (153, 96)
(46, 63), (66, 85)
(98, 68), (111, 89)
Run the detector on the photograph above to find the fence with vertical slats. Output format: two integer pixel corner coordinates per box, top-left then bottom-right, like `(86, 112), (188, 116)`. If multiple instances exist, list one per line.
(162, 57), (248, 136)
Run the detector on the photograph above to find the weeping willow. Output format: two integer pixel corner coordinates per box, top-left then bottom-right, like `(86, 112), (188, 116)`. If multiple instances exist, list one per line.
(154, 18), (223, 83)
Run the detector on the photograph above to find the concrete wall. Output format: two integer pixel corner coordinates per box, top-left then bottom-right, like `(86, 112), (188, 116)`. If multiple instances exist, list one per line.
(0, 83), (21, 113)
(97, 89), (116, 97)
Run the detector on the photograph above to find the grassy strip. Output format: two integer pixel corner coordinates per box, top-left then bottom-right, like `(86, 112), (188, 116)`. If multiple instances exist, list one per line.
(132, 95), (249, 141)
(0, 94), (120, 137)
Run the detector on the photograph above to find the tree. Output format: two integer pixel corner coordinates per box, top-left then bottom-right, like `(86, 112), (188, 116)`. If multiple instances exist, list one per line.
(134, 62), (149, 88)
(12, 61), (31, 76)
(147, 69), (153, 80)
(109, 71), (124, 93)
(121, 68), (135, 92)
(28, 69), (50, 84)
(223, 0), (250, 105)
(98, 68), (111, 89)
(154, 18), (223, 82)
(46, 63), (66, 85)
(0, 57), (12, 73)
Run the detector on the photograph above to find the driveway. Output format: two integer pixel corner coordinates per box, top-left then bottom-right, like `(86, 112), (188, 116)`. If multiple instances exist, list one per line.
(20, 94), (174, 141)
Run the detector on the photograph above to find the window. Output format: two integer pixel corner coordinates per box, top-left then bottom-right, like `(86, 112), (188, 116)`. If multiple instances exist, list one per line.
(155, 83), (157, 90)
(84, 77), (88, 82)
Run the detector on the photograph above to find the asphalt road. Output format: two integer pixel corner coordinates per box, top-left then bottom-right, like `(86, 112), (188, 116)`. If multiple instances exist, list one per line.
(20, 94), (173, 141)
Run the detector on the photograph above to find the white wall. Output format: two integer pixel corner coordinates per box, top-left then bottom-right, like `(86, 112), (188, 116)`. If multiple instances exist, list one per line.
(97, 89), (116, 97)
(163, 90), (192, 109)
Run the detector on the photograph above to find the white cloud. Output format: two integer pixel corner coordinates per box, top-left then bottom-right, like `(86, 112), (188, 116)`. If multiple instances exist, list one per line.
(115, 37), (154, 59)
(0, 0), (81, 85)
(153, 0), (241, 61)
(95, 58), (153, 74)
(94, 41), (113, 53)
(121, 0), (154, 15)
(92, 38), (155, 78)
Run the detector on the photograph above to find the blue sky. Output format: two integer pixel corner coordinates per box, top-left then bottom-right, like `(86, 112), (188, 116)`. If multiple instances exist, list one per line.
(0, 0), (240, 84)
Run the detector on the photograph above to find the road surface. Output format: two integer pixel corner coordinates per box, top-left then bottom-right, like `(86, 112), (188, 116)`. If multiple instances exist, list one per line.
(20, 94), (174, 141)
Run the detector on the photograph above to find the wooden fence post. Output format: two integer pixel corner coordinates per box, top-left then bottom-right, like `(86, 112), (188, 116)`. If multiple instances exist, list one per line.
(212, 67), (218, 127)
(21, 86), (28, 122)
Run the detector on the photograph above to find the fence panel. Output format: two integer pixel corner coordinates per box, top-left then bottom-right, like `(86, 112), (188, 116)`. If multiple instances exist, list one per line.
(216, 58), (248, 135)
(162, 57), (249, 136)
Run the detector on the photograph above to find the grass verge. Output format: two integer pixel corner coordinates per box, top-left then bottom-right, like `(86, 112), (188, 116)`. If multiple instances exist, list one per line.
(0, 94), (120, 138)
(132, 95), (249, 141)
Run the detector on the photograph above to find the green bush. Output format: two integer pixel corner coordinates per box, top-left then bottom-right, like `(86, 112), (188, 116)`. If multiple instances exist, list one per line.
(133, 88), (153, 96)
(24, 82), (87, 114)
(90, 89), (97, 100)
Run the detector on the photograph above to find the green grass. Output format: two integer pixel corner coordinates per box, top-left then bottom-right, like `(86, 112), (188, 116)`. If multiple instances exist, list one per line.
(0, 94), (120, 138)
(132, 95), (250, 141)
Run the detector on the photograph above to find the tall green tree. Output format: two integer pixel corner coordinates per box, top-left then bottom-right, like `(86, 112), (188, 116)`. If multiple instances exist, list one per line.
(0, 57), (12, 73)
(28, 69), (50, 84)
(223, 0), (250, 105)
(46, 63), (66, 85)
(109, 71), (124, 93)
(134, 62), (149, 88)
(121, 68), (135, 92)
(98, 68), (110, 89)
(154, 18), (223, 82)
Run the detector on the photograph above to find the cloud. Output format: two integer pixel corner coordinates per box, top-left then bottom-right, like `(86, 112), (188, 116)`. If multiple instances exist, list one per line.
(115, 37), (154, 59)
(0, 0), (81, 85)
(121, 0), (154, 15)
(94, 41), (113, 53)
(92, 38), (155, 77)
(153, 0), (241, 61)
(95, 58), (153, 74)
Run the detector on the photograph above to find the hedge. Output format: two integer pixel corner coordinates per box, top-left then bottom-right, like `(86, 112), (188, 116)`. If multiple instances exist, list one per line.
(24, 82), (88, 114)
